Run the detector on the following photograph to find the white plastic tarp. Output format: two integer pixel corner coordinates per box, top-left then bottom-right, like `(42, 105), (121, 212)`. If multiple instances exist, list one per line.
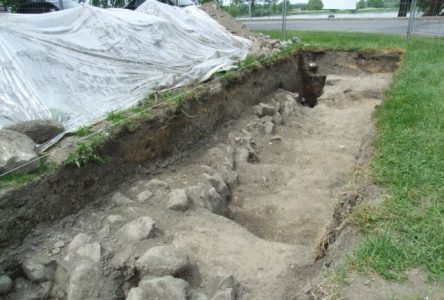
(0, 0), (251, 132)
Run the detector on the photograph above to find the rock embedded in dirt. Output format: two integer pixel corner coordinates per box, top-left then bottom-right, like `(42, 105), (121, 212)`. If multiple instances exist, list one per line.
(189, 291), (208, 300)
(6, 119), (64, 144)
(167, 189), (191, 212)
(204, 173), (229, 200)
(270, 136), (282, 143)
(107, 214), (125, 224)
(22, 259), (56, 283)
(137, 190), (153, 203)
(253, 103), (276, 117)
(185, 185), (227, 215)
(138, 276), (189, 300)
(220, 164), (238, 189)
(218, 274), (235, 289)
(126, 287), (147, 300)
(146, 179), (170, 192)
(0, 128), (39, 173)
(112, 192), (134, 206)
(66, 260), (99, 300)
(272, 112), (283, 125)
(117, 216), (156, 243)
(67, 233), (92, 253)
(76, 242), (101, 263)
(212, 288), (235, 300)
(264, 122), (275, 135)
(135, 245), (190, 277)
(308, 62), (318, 73)
(0, 275), (13, 295)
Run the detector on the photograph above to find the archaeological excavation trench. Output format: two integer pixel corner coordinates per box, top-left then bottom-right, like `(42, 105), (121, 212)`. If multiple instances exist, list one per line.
(0, 50), (401, 299)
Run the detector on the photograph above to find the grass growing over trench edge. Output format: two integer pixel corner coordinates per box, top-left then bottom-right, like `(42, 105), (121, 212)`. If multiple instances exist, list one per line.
(261, 30), (444, 282)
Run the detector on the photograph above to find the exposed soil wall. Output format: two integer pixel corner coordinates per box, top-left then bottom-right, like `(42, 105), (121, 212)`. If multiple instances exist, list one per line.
(0, 52), (303, 251)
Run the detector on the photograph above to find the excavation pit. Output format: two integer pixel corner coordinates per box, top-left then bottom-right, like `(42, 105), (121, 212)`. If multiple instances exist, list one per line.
(0, 50), (401, 299)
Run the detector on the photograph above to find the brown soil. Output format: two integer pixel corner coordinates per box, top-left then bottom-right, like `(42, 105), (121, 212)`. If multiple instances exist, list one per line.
(0, 51), (409, 299)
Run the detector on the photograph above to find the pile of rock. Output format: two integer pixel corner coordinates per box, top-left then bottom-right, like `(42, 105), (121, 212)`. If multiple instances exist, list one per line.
(0, 120), (64, 174)
(199, 2), (286, 57)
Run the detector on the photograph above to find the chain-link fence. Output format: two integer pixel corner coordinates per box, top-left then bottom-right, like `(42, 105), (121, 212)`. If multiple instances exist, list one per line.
(234, 0), (443, 39)
(1, 0), (442, 38)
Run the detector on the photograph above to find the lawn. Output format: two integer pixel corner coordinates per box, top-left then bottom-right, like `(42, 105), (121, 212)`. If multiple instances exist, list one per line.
(262, 30), (444, 281)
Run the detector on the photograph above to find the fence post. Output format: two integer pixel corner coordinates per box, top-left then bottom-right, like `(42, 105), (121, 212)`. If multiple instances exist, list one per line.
(249, 0), (252, 19)
(281, 0), (288, 41)
(406, 0), (418, 41)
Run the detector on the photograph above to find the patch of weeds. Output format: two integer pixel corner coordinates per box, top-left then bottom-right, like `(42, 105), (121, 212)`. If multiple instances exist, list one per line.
(315, 264), (350, 299)
(143, 93), (160, 107)
(348, 202), (389, 233)
(66, 133), (107, 167)
(74, 125), (93, 137)
(0, 161), (57, 189)
(106, 111), (126, 124)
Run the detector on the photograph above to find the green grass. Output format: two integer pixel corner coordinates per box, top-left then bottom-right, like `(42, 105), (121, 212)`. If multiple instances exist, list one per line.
(260, 31), (444, 281)
(106, 111), (126, 124)
(74, 125), (93, 137)
(0, 162), (57, 189)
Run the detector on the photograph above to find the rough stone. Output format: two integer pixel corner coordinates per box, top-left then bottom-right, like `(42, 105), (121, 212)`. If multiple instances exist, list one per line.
(146, 179), (170, 192)
(253, 103), (276, 117)
(66, 260), (99, 300)
(76, 242), (101, 263)
(308, 62), (318, 72)
(212, 288), (235, 300)
(186, 185), (227, 215)
(189, 291), (208, 300)
(0, 129), (39, 173)
(126, 287), (147, 300)
(139, 276), (189, 300)
(54, 241), (65, 249)
(6, 119), (64, 144)
(237, 146), (259, 164)
(67, 233), (92, 253)
(264, 122), (275, 135)
(220, 164), (238, 189)
(270, 136), (282, 143)
(112, 192), (134, 206)
(167, 189), (191, 211)
(283, 99), (297, 117)
(97, 225), (110, 240)
(108, 215), (125, 224)
(204, 173), (229, 200)
(135, 245), (190, 277)
(218, 274), (235, 289)
(0, 275), (13, 295)
(137, 190), (153, 202)
(226, 145), (236, 169)
(22, 259), (56, 283)
(117, 217), (156, 243)
(272, 112), (283, 125)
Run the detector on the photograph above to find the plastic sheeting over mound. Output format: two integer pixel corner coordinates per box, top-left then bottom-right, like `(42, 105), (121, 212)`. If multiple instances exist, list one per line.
(0, 0), (250, 132)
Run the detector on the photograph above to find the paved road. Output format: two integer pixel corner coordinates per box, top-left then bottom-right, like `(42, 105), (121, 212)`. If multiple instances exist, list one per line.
(239, 17), (444, 37)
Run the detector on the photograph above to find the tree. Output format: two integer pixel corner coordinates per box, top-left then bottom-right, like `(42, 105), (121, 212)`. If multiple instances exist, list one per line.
(418, 0), (444, 16)
(398, 0), (443, 17)
(398, 0), (411, 16)
(307, 0), (323, 10)
(357, 0), (367, 9)
(367, 0), (384, 8)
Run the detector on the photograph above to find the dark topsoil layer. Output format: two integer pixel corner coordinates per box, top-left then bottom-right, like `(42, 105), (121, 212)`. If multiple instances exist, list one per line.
(0, 50), (401, 271)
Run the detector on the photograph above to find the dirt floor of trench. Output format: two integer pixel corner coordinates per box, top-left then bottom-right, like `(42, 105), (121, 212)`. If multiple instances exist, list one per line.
(1, 53), (403, 300)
